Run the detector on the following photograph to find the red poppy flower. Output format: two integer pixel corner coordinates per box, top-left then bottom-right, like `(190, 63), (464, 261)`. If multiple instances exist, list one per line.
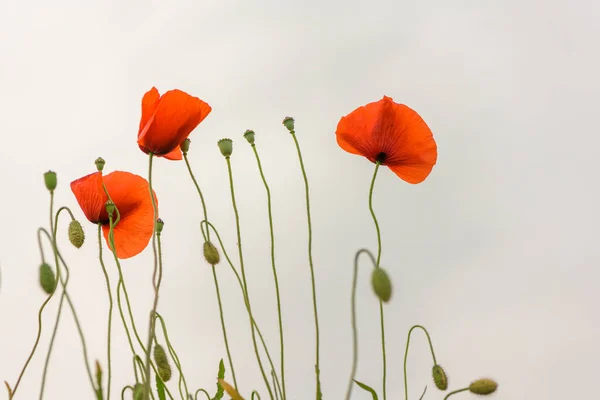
(70, 171), (158, 259)
(137, 87), (212, 160)
(335, 96), (437, 184)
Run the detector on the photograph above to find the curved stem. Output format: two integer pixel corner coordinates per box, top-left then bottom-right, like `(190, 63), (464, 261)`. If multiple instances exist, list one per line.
(345, 249), (377, 400)
(225, 156), (274, 400)
(183, 152), (238, 389)
(194, 389), (211, 400)
(443, 388), (469, 400)
(251, 144), (286, 399)
(143, 153), (160, 400)
(289, 131), (321, 399)
(403, 325), (438, 400)
(97, 223), (114, 399)
(368, 162), (387, 400)
(155, 312), (189, 398)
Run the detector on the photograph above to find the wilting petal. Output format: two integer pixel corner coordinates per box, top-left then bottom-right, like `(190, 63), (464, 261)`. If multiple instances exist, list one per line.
(137, 89), (212, 156)
(218, 379), (244, 400)
(100, 171), (158, 259)
(70, 172), (107, 223)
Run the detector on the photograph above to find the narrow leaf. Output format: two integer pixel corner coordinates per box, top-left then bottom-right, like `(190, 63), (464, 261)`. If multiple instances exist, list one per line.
(353, 380), (378, 400)
(156, 374), (166, 400)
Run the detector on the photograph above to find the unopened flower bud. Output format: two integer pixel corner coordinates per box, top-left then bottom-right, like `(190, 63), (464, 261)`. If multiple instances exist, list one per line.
(153, 344), (172, 382)
(432, 364), (448, 390)
(218, 138), (233, 157)
(39, 263), (56, 294)
(243, 129), (255, 144)
(105, 201), (115, 218)
(203, 241), (220, 265)
(156, 218), (164, 234)
(95, 157), (105, 172)
(44, 171), (57, 192)
(68, 220), (85, 248)
(219, 379), (244, 400)
(371, 267), (392, 302)
(133, 383), (143, 400)
(282, 116), (295, 132)
(180, 138), (191, 154)
(469, 378), (497, 395)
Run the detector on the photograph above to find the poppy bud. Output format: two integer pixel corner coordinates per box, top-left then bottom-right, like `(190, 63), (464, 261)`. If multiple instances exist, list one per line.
(39, 263), (56, 294)
(156, 218), (164, 234)
(105, 201), (115, 218)
(153, 344), (172, 382)
(95, 360), (102, 393)
(218, 379), (244, 400)
(282, 116), (295, 132)
(44, 171), (57, 192)
(68, 220), (85, 248)
(469, 378), (497, 395)
(180, 138), (191, 154)
(133, 383), (143, 400)
(203, 241), (220, 265)
(371, 267), (392, 302)
(95, 157), (106, 172)
(243, 129), (255, 144)
(432, 364), (448, 390)
(217, 138), (233, 157)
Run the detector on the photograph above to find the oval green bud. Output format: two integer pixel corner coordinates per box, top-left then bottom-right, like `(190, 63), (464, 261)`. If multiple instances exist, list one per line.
(44, 171), (57, 192)
(39, 263), (56, 294)
(469, 378), (497, 395)
(95, 157), (106, 172)
(432, 364), (448, 390)
(68, 220), (85, 248)
(371, 267), (392, 302)
(243, 129), (255, 144)
(282, 116), (295, 132)
(203, 241), (220, 265)
(133, 383), (143, 400)
(217, 138), (233, 157)
(180, 138), (191, 154)
(153, 344), (172, 382)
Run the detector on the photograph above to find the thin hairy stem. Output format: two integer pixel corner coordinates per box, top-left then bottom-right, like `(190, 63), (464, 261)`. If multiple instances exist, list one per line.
(251, 143), (286, 399)
(443, 388), (469, 400)
(155, 312), (190, 398)
(97, 223), (114, 398)
(289, 131), (321, 398)
(403, 325), (438, 400)
(195, 389), (211, 400)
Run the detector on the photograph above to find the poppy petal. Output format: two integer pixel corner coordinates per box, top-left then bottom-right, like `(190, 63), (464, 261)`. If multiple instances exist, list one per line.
(100, 171), (158, 259)
(138, 89), (212, 156)
(70, 172), (107, 223)
(335, 100), (383, 162)
(138, 87), (160, 139)
(162, 147), (183, 160)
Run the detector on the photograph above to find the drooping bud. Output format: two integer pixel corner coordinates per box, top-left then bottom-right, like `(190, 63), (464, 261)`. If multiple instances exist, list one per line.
(180, 138), (191, 154)
(371, 267), (392, 302)
(68, 220), (85, 248)
(282, 116), (295, 132)
(469, 378), (498, 395)
(218, 379), (244, 400)
(217, 138), (233, 157)
(432, 364), (448, 390)
(39, 263), (56, 294)
(203, 241), (220, 265)
(95, 157), (106, 172)
(243, 129), (255, 144)
(153, 344), (172, 382)
(44, 171), (57, 192)
(133, 383), (143, 400)
(156, 218), (164, 234)
(105, 201), (115, 218)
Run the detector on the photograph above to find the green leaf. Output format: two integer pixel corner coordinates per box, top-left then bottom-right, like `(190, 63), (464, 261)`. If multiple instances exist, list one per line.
(213, 359), (225, 400)
(156, 374), (166, 400)
(354, 380), (378, 400)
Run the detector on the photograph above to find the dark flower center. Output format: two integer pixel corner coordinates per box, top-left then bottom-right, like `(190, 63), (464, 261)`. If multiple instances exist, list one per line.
(376, 152), (387, 163)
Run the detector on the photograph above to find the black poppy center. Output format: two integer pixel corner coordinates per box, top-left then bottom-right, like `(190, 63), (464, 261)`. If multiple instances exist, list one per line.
(376, 152), (387, 163)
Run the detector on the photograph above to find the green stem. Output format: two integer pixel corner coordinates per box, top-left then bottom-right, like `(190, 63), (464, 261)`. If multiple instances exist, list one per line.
(97, 223), (114, 399)
(443, 388), (469, 400)
(143, 153), (160, 400)
(183, 152), (238, 389)
(368, 162), (387, 400)
(251, 144), (286, 399)
(194, 389), (211, 400)
(225, 156), (274, 400)
(345, 249), (378, 400)
(403, 325), (438, 400)
(155, 312), (189, 398)
(289, 131), (321, 399)
(9, 192), (60, 399)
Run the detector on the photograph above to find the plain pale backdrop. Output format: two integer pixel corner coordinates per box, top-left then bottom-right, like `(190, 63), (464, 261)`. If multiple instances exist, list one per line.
(1, 1), (599, 399)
